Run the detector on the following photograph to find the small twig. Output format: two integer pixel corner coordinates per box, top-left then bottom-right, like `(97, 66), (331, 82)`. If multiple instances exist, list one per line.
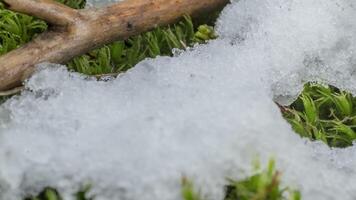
(0, 86), (24, 97)
(275, 102), (289, 113)
(93, 72), (120, 79)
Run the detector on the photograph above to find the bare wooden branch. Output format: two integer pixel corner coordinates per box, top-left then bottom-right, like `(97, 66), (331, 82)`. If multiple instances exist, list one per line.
(0, 0), (230, 91)
(3, 0), (80, 25)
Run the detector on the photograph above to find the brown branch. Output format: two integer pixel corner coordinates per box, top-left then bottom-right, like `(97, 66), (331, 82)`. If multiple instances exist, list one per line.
(0, 0), (230, 91)
(3, 0), (79, 26)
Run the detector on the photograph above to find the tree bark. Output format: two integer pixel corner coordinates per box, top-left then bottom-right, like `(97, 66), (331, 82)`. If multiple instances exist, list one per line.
(0, 0), (229, 91)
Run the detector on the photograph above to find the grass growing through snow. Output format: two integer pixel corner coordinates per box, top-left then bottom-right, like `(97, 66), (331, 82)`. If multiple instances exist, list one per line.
(2, 0), (353, 198)
(283, 83), (356, 148)
(0, 1), (263, 200)
(224, 159), (300, 200)
(0, 1), (301, 198)
(25, 160), (300, 200)
(25, 186), (92, 200)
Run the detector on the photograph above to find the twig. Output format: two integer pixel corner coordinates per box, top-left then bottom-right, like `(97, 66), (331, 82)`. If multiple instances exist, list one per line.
(0, 86), (24, 97)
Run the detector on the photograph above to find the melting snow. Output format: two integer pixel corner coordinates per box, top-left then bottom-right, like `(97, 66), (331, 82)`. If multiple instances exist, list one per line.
(2, 0), (356, 199)
(86, 0), (123, 8)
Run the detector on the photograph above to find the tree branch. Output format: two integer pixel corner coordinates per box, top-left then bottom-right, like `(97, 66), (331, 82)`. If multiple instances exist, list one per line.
(3, 0), (80, 26)
(0, 0), (230, 91)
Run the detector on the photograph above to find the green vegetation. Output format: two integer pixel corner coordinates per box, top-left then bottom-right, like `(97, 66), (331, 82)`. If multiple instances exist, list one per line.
(181, 178), (202, 200)
(283, 83), (356, 148)
(24, 160), (299, 200)
(0, 1), (47, 105)
(25, 186), (93, 200)
(224, 159), (300, 200)
(181, 159), (300, 200)
(0, 2), (47, 55)
(67, 18), (217, 75)
(0, 0), (85, 55)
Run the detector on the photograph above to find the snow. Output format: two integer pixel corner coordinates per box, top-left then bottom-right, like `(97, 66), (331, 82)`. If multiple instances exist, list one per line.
(2, 0), (356, 199)
(86, 0), (123, 7)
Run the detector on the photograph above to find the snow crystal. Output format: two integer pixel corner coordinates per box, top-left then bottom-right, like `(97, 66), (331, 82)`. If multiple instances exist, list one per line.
(2, 0), (356, 199)
(85, 0), (123, 8)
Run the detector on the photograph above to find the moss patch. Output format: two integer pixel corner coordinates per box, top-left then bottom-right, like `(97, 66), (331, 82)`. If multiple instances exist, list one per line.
(283, 83), (356, 148)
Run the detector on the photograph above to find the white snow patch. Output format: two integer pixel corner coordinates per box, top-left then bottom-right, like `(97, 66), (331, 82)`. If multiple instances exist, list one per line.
(85, 0), (123, 8)
(2, 0), (356, 199)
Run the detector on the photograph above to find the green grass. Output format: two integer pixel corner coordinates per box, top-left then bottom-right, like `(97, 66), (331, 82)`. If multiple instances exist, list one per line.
(282, 83), (356, 148)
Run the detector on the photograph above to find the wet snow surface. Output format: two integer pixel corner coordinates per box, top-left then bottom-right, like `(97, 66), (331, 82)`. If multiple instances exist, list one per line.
(2, 0), (356, 199)
(86, 0), (123, 7)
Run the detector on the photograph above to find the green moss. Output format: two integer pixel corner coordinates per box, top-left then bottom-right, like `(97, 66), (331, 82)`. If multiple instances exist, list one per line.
(25, 186), (93, 200)
(67, 17), (216, 75)
(25, 160), (300, 200)
(0, 0), (85, 55)
(283, 83), (356, 148)
(181, 178), (203, 200)
(0, 3), (47, 55)
(181, 159), (300, 200)
(224, 159), (300, 200)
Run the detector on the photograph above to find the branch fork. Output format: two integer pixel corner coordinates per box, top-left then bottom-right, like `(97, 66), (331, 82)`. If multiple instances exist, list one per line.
(0, 0), (229, 91)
